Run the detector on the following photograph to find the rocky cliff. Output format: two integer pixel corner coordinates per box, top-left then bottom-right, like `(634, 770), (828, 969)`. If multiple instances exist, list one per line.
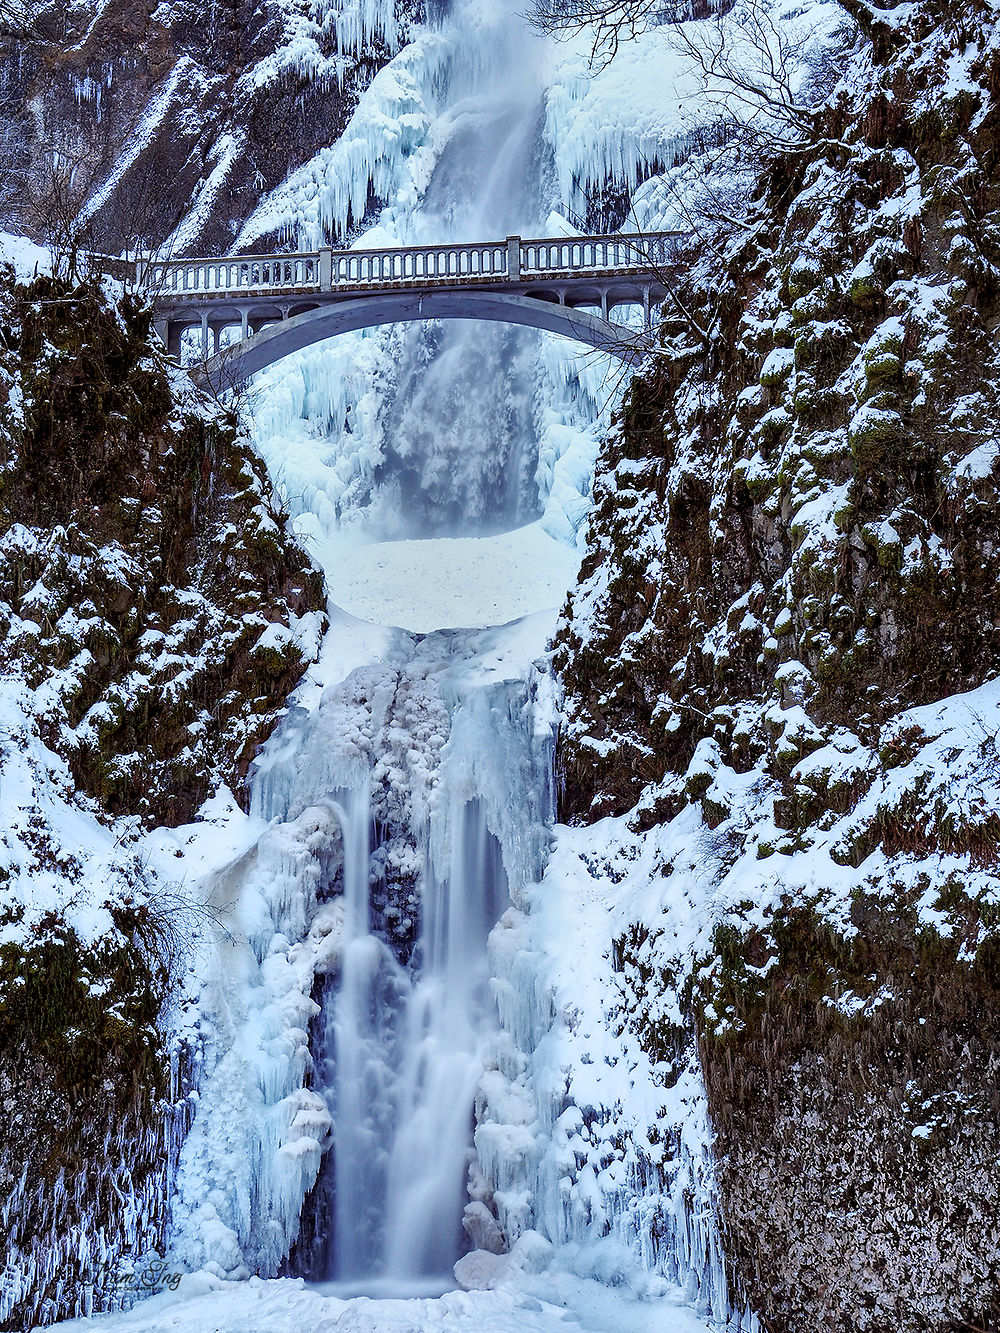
(0, 263), (325, 1328)
(556, 1), (1000, 1328)
(0, 0), (411, 256)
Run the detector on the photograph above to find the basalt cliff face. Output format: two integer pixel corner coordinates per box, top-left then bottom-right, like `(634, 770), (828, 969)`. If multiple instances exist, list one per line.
(1, 0), (412, 256)
(556, 2), (1000, 1328)
(0, 267), (325, 1328)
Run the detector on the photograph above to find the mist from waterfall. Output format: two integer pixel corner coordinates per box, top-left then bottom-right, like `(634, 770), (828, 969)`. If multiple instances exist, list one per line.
(352, 14), (552, 538)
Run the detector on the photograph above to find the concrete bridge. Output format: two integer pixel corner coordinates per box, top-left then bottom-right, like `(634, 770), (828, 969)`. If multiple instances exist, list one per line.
(143, 231), (682, 390)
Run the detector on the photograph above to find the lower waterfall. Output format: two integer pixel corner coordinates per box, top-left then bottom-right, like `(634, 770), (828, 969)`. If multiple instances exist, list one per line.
(299, 787), (509, 1287)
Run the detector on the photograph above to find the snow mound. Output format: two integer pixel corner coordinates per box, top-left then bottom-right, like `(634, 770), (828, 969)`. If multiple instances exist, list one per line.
(319, 523), (582, 632)
(0, 232), (51, 281)
(53, 1269), (711, 1332)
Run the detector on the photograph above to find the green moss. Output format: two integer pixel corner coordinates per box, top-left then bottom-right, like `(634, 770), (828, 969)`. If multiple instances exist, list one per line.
(849, 271), (882, 308)
(848, 407), (902, 467)
(0, 915), (165, 1100)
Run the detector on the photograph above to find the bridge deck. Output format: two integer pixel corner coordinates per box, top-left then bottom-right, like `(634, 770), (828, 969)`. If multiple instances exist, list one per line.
(146, 230), (684, 378)
(143, 231), (682, 305)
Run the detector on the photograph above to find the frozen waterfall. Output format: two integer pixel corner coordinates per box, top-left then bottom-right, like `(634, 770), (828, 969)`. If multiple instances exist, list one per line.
(163, 0), (738, 1320)
(298, 786), (509, 1287)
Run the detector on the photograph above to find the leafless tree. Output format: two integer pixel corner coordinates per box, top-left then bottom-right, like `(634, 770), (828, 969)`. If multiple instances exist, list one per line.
(530, 0), (730, 66)
(667, 1), (854, 154)
(0, 0), (36, 37)
(530, 0), (855, 140)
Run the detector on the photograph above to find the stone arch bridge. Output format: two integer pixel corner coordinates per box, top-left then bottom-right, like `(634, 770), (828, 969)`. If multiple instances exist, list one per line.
(143, 231), (682, 391)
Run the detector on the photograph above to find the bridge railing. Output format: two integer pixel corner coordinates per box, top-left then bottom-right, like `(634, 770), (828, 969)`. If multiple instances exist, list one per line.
(333, 242), (509, 283)
(520, 234), (677, 274)
(143, 231), (684, 299)
(144, 252), (321, 295)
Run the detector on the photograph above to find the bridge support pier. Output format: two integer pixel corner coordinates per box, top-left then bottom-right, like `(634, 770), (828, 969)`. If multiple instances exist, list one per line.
(600, 289), (609, 320)
(200, 310), (210, 360)
(642, 285), (652, 329)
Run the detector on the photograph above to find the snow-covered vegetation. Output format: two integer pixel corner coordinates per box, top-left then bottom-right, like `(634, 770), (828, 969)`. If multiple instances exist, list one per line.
(556, 1), (1000, 1326)
(0, 245), (324, 1327)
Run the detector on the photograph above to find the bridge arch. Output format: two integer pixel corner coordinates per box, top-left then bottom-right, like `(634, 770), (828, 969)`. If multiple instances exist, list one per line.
(190, 289), (650, 392)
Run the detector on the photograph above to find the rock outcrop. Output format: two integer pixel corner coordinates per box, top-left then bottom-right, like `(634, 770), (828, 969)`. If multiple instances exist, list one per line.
(556, 2), (1000, 1327)
(0, 266), (326, 1328)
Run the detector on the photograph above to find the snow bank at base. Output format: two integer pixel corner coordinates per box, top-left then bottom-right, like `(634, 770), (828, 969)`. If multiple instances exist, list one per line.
(54, 1264), (712, 1333)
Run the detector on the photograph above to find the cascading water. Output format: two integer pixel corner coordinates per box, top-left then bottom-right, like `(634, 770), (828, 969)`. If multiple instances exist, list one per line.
(299, 782), (509, 1289)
